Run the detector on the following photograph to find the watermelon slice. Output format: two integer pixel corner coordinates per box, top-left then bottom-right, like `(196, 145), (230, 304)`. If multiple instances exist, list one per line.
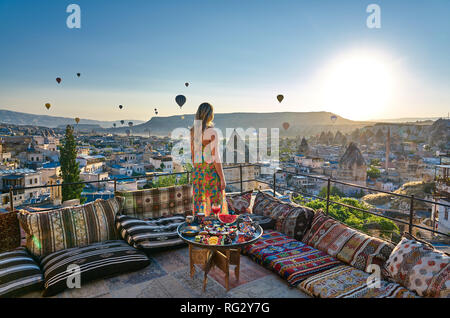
(218, 214), (238, 224)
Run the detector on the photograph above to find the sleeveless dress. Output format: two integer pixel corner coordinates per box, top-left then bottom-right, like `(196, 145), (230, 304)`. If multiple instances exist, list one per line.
(192, 141), (227, 216)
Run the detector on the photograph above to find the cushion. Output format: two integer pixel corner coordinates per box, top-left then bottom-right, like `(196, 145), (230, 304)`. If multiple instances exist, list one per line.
(226, 191), (252, 214)
(0, 211), (21, 253)
(0, 247), (44, 298)
(302, 211), (394, 274)
(116, 184), (193, 219)
(251, 191), (314, 241)
(116, 214), (186, 250)
(40, 240), (150, 297)
(18, 198), (122, 258)
(385, 233), (449, 298)
(243, 230), (341, 286)
(299, 265), (420, 298)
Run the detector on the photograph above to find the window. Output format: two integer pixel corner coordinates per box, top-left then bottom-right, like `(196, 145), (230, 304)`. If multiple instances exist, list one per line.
(445, 208), (449, 221)
(29, 179), (32, 185)
(35, 178), (38, 184)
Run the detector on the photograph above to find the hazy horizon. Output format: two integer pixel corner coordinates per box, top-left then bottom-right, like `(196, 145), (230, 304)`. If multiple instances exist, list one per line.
(1, 0), (449, 122)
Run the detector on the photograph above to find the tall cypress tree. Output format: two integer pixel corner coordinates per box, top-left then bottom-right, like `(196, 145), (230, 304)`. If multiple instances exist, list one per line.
(60, 125), (84, 202)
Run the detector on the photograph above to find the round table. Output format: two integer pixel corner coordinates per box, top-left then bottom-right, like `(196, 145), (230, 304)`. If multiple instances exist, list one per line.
(177, 222), (263, 292)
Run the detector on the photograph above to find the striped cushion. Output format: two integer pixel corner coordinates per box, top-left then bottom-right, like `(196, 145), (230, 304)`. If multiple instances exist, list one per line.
(0, 211), (21, 253)
(298, 265), (420, 298)
(18, 198), (122, 258)
(115, 184), (193, 219)
(0, 247), (44, 298)
(302, 211), (394, 274)
(116, 215), (186, 250)
(243, 230), (341, 286)
(40, 240), (150, 297)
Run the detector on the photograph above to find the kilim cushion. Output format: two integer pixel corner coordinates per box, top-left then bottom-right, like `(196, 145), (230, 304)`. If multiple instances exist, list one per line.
(243, 230), (341, 286)
(18, 198), (122, 258)
(251, 191), (315, 241)
(298, 265), (420, 298)
(302, 211), (394, 275)
(115, 184), (193, 219)
(40, 240), (150, 297)
(116, 214), (186, 250)
(226, 191), (252, 214)
(0, 211), (21, 253)
(0, 247), (44, 298)
(385, 233), (449, 298)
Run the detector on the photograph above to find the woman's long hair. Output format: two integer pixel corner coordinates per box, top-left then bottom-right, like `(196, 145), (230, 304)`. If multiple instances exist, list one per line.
(195, 103), (214, 132)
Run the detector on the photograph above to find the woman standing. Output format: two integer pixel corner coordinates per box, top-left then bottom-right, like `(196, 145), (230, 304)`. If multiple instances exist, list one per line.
(190, 103), (227, 216)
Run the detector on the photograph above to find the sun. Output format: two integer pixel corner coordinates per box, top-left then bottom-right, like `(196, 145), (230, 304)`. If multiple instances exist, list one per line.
(320, 50), (395, 120)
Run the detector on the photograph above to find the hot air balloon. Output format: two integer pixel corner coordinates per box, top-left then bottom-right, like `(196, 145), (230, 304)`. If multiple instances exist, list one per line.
(120, 120), (125, 125)
(331, 115), (337, 123)
(175, 95), (186, 108)
(128, 122), (133, 127)
(45, 103), (51, 110)
(76, 73), (81, 77)
(282, 122), (290, 130)
(185, 82), (189, 87)
(154, 108), (158, 115)
(56, 77), (62, 84)
(119, 105), (123, 110)
(113, 123), (116, 128)
(277, 95), (284, 103)
(75, 117), (80, 124)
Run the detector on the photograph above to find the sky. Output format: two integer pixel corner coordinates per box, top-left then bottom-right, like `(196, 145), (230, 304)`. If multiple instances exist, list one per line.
(0, 0), (449, 122)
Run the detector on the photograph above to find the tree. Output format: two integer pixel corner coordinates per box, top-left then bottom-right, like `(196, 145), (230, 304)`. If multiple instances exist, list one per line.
(319, 185), (345, 198)
(60, 125), (84, 202)
(367, 166), (381, 179)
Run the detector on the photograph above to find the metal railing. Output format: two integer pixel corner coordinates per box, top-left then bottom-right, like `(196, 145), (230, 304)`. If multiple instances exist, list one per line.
(3, 163), (449, 239)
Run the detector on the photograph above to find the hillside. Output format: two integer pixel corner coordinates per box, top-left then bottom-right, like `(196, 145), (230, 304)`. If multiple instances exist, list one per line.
(107, 112), (370, 137)
(0, 109), (144, 129)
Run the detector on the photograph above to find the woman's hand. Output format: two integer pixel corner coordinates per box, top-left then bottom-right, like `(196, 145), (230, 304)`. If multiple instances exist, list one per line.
(220, 178), (226, 191)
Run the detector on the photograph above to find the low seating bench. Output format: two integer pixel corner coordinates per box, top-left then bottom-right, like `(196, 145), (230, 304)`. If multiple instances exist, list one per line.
(0, 186), (447, 298)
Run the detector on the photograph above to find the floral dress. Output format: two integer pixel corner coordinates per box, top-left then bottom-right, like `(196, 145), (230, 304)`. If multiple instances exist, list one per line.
(192, 142), (227, 216)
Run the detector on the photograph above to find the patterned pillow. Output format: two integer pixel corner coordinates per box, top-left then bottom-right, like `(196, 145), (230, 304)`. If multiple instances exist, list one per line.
(252, 191), (280, 217)
(226, 191), (252, 214)
(18, 198), (121, 258)
(116, 184), (193, 219)
(0, 247), (44, 298)
(251, 191), (314, 241)
(0, 211), (21, 253)
(40, 240), (150, 297)
(116, 214), (186, 250)
(385, 233), (449, 298)
(302, 211), (394, 274)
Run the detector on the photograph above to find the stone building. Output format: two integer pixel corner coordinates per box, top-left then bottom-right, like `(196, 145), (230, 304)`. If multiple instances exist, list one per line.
(336, 142), (367, 194)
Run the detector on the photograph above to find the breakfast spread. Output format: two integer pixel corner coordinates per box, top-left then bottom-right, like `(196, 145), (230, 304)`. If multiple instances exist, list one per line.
(180, 214), (259, 246)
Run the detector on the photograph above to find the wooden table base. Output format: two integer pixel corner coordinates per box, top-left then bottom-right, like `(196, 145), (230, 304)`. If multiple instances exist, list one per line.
(189, 244), (241, 292)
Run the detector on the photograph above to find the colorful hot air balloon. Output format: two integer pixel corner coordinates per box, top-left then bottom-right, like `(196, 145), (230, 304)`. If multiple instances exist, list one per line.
(76, 73), (81, 77)
(277, 95), (284, 103)
(175, 95), (186, 108)
(282, 122), (290, 130)
(331, 115), (337, 123)
(45, 103), (51, 110)
(119, 105), (123, 110)
(56, 77), (62, 84)
(120, 120), (125, 125)
(185, 82), (189, 87)
(75, 117), (80, 124)
(128, 122), (133, 127)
